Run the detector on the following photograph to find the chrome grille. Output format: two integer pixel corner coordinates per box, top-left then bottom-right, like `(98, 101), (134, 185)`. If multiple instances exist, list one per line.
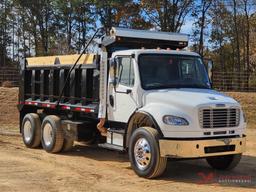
(199, 108), (240, 128)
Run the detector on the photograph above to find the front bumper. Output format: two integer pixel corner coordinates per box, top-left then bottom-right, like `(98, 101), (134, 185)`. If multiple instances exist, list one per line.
(159, 136), (246, 158)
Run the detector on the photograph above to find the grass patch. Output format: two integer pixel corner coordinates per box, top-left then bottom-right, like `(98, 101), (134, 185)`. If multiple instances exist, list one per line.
(225, 92), (256, 129)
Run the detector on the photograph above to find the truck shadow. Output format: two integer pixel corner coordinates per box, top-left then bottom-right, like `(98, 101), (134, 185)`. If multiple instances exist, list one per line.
(63, 144), (256, 188)
(62, 143), (129, 162)
(161, 155), (256, 189)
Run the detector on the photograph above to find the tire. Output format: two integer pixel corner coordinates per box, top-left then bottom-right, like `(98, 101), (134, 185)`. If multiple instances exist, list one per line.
(62, 137), (74, 152)
(41, 115), (64, 153)
(129, 127), (167, 178)
(206, 154), (242, 170)
(21, 113), (41, 148)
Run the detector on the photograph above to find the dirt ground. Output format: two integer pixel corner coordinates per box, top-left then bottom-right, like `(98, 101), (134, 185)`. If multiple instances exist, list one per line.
(0, 87), (256, 192)
(0, 87), (19, 126)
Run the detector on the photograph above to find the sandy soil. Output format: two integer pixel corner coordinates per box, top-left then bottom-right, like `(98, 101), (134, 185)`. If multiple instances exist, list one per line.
(226, 92), (256, 128)
(0, 130), (255, 192)
(0, 88), (256, 191)
(0, 87), (19, 126)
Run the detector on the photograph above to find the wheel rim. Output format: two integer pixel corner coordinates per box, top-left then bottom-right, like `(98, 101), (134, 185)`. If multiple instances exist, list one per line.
(134, 137), (152, 170)
(24, 120), (32, 143)
(43, 123), (53, 147)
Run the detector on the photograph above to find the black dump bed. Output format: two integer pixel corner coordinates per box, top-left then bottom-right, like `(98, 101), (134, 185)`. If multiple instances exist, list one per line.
(18, 54), (100, 115)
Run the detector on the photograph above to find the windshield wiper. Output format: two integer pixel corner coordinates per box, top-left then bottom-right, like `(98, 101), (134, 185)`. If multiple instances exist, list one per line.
(145, 83), (210, 89)
(145, 83), (178, 89)
(179, 84), (210, 89)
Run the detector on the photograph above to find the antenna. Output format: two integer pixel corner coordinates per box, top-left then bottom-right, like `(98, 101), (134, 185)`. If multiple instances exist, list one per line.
(56, 27), (104, 108)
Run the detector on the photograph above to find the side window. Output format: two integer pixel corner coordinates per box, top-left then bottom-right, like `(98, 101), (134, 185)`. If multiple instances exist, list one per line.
(117, 57), (135, 87)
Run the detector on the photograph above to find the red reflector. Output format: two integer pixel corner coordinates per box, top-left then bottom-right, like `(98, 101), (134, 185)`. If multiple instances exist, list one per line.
(25, 101), (38, 106)
(61, 105), (70, 110)
(74, 107), (94, 113)
(84, 108), (92, 113)
(42, 103), (55, 108)
(74, 107), (81, 111)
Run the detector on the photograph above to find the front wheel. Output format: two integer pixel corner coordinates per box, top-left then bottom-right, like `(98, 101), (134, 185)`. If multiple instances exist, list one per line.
(129, 127), (167, 178)
(206, 154), (242, 170)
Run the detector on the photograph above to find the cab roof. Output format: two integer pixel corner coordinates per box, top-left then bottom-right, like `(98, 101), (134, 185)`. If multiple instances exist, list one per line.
(101, 27), (189, 54)
(112, 49), (200, 57)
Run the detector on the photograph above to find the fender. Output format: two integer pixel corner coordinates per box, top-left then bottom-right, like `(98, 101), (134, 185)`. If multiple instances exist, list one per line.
(125, 102), (193, 147)
(125, 110), (163, 148)
(139, 102), (193, 131)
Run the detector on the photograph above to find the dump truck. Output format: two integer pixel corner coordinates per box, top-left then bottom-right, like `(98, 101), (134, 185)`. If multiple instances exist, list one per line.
(18, 28), (246, 178)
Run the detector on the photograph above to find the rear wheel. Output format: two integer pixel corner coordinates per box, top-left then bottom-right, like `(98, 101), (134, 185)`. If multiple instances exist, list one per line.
(206, 154), (242, 170)
(41, 115), (64, 153)
(21, 113), (41, 148)
(62, 137), (74, 152)
(129, 127), (167, 178)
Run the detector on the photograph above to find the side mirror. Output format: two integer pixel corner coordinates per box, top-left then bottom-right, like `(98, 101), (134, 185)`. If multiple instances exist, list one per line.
(207, 60), (213, 81)
(109, 58), (117, 87)
(203, 58), (213, 81)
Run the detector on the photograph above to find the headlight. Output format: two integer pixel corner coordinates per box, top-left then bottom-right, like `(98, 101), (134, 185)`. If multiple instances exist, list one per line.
(163, 115), (189, 126)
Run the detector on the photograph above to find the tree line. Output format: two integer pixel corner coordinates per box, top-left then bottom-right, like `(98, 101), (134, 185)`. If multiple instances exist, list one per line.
(0, 0), (256, 77)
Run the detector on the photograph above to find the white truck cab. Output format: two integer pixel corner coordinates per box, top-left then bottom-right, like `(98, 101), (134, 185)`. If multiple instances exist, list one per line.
(101, 28), (246, 178)
(108, 49), (245, 137)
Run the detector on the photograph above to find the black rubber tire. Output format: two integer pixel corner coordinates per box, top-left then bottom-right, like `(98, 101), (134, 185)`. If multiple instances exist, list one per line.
(62, 137), (74, 152)
(41, 115), (64, 153)
(206, 154), (242, 170)
(129, 127), (167, 178)
(21, 113), (41, 148)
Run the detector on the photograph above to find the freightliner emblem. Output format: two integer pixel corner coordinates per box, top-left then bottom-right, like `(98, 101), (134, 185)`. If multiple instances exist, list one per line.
(220, 138), (232, 145)
(208, 96), (218, 100)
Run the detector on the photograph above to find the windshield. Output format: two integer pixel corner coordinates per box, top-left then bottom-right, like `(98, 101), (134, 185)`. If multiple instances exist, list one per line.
(138, 54), (211, 90)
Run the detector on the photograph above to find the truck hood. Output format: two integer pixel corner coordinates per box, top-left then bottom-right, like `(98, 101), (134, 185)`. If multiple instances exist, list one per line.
(141, 88), (245, 138)
(143, 88), (239, 108)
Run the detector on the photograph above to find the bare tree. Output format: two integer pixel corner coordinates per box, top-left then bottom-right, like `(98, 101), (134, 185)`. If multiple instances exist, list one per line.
(198, 0), (212, 56)
(140, 0), (193, 32)
(232, 0), (241, 73)
(243, 0), (250, 73)
(241, 0), (250, 90)
(209, 1), (231, 72)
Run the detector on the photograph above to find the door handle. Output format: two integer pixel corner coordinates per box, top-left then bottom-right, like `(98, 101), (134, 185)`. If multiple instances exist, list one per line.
(109, 95), (114, 107)
(126, 89), (132, 94)
(115, 89), (132, 94)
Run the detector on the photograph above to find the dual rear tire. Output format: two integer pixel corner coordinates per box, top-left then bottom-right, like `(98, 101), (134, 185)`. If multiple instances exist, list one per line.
(21, 113), (41, 148)
(41, 115), (64, 153)
(21, 114), (74, 153)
